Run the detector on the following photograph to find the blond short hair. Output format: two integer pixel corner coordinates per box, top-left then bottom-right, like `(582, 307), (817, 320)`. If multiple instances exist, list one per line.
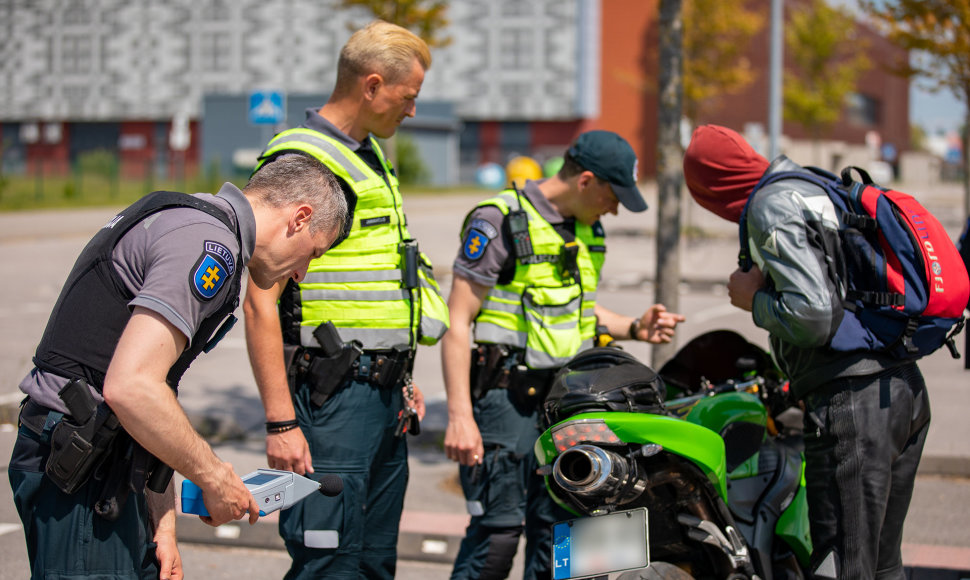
(334, 20), (431, 92)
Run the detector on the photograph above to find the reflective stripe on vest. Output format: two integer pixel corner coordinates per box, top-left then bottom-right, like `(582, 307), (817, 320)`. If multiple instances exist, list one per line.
(257, 129), (416, 349)
(471, 190), (604, 369)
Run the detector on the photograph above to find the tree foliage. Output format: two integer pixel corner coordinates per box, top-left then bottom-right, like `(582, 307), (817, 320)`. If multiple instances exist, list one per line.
(682, 0), (764, 121)
(337, 0), (451, 48)
(783, 0), (870, 139)
(859, 0), (970, 99)
(859, 0), (970, 213)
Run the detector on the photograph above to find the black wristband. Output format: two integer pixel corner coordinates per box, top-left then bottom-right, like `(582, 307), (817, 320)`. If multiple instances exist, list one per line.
(265, 419), (299, 434)
(629, 318), (641, 341)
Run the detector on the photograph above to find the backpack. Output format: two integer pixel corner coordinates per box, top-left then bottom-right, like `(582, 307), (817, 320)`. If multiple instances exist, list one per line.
(542, 346), (667, 427)
(740, 165), (969, 360)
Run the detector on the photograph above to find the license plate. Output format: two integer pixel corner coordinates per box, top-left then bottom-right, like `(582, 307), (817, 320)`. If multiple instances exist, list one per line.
(552, 507), (649, 580)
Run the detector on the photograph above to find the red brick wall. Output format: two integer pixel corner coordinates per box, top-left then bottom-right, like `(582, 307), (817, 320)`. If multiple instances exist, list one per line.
(598, 0), (660, 175)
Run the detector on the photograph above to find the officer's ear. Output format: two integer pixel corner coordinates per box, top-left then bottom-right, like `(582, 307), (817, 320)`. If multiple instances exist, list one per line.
(576, 170), (597, 192)
(363, 73), (383, 101)
(290, 205), (313, 234)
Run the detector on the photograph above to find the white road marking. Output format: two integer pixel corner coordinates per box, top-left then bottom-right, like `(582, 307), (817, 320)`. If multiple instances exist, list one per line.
(0, 523), (22, 537)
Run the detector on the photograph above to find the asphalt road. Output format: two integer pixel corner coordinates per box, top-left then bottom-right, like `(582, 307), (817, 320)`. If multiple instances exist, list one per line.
(1, 187), (969, 578)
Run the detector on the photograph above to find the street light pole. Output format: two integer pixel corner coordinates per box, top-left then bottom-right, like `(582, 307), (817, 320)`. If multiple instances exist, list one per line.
(769, 0), (784, 159)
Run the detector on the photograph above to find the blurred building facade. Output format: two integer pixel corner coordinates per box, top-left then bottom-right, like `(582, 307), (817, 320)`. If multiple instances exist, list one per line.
(0, 0), (909, 184)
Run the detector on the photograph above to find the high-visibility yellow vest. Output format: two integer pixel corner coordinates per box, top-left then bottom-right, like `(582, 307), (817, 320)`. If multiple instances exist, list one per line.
(471, 189), (605, 369)
(256, 128), (449, 350)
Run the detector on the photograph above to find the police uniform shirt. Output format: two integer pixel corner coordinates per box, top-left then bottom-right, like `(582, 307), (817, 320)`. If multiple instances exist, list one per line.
(454, 179), (577, 287)
(19, 183), (257, 413)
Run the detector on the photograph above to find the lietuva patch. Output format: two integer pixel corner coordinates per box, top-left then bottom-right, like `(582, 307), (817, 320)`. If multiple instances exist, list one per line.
(468, 218), (498, 239)
(463, 229), (490, 260)
(190, 241), (235, 301)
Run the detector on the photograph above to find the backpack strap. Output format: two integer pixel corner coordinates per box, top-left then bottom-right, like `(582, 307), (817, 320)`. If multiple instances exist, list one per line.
(845, 289), (905, 308)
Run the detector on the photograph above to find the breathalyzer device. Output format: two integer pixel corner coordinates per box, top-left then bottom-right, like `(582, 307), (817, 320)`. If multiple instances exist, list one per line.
(181, 468), (343, 517)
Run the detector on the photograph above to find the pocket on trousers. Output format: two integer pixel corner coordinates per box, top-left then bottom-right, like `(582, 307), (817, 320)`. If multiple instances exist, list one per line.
(479, 450), (527, 528)
(282, 473), (356, 553)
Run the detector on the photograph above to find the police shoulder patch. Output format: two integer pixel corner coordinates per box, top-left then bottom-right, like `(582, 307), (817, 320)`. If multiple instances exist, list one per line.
(468, 218), (498, 239)
(190, 241), (234, 301)
(463, 228), (490, 261)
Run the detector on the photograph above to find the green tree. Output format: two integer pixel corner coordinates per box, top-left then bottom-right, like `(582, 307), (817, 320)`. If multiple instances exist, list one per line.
(392, 133), (430, 186)
(783, 0), (870, 154)
(683, 0), (765, 122)
(859, 0), (970, 214)
(338, 0), (451, 48)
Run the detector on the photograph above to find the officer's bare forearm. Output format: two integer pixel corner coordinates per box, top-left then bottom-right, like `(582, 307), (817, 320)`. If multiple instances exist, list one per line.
(442, 323), (474, 419)
(103, 308), (234, 489)
(442, 275), (488, 419)
(107, 376), (230, 490)
(593, 304), (636, 339)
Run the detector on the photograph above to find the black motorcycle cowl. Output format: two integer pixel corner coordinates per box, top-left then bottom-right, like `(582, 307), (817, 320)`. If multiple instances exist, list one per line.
(543, 347), (667, 426)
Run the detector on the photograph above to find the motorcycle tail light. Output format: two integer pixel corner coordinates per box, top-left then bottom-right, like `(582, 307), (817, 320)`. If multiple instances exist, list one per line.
(552, 419), (622, 453)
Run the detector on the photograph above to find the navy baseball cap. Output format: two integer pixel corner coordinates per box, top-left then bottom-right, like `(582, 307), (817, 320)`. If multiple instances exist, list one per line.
(568, 130), (648, 213)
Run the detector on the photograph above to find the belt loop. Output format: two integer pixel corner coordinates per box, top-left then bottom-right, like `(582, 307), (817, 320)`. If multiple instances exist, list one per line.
(357, 353), (373, 379)
(43, 411), (64, 436)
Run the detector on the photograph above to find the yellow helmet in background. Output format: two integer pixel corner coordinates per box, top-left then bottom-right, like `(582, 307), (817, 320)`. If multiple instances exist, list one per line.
(505, 156), (543, 189)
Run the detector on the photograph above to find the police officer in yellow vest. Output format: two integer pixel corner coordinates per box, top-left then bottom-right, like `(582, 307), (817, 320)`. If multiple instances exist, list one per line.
(243, 21), (448, 579)
(443, 131), (686, 580)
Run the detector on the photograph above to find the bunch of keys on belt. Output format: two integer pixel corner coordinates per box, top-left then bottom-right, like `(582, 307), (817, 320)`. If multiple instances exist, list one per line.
(395, 374), (421, 437)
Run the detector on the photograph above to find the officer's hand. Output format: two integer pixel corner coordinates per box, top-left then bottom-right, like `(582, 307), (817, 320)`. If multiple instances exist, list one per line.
(445, 414), (484, 466)
(154, 529), (183, 580)
(199, 464), (261, 527)
(728, 266), (764, 312)
(638, 304), (686, 344)
(266, 426), (314, 476)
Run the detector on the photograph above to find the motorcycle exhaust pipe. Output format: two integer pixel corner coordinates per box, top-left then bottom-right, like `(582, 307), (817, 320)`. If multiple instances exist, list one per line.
(552, 444), (645, 503)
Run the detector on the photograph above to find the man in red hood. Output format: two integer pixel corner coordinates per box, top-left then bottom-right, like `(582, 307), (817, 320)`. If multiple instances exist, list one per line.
(684, 125), (930, 580)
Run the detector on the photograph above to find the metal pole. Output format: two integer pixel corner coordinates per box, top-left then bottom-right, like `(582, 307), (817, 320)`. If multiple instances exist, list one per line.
(769, 0), (784, 159)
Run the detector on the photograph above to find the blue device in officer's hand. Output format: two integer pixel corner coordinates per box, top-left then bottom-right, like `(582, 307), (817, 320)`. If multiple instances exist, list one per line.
(181, 468), (343, 517)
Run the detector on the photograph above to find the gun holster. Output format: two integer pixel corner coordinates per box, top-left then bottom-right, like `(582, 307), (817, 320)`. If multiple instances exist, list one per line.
(304, 346), (362, 407)
(43, 378), (174, 521)
(45, 379), (122, 496)
(469, 345), (554, 411)
(470, 344), (517, 400)
(283, 322), (363, 408)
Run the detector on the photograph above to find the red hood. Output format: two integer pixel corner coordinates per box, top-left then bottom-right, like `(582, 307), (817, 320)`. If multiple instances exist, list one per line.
(683, 125), (769, 223)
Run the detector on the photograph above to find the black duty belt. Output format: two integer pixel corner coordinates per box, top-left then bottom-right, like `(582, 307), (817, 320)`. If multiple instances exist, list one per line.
(18, 398), (65, 442)
(293, 345), (412, 409)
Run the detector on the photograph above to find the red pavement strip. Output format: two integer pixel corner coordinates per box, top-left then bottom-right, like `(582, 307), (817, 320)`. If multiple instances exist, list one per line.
(902, 543), (970, 571)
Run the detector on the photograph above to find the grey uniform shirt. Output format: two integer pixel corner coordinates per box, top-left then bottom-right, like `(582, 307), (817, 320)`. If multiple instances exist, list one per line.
(20, 183), (256, 413)
(454, 180), (575, 286)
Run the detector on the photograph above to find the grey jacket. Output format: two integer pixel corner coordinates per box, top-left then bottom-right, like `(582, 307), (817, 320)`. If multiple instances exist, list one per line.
(745, 157), (899, 398)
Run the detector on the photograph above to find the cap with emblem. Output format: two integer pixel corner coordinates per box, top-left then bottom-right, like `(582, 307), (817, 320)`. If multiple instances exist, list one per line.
(568, 130), (648, 213)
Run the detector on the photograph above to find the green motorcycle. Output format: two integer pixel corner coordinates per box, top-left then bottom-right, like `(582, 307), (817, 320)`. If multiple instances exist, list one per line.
(536, 330), (811, 579)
